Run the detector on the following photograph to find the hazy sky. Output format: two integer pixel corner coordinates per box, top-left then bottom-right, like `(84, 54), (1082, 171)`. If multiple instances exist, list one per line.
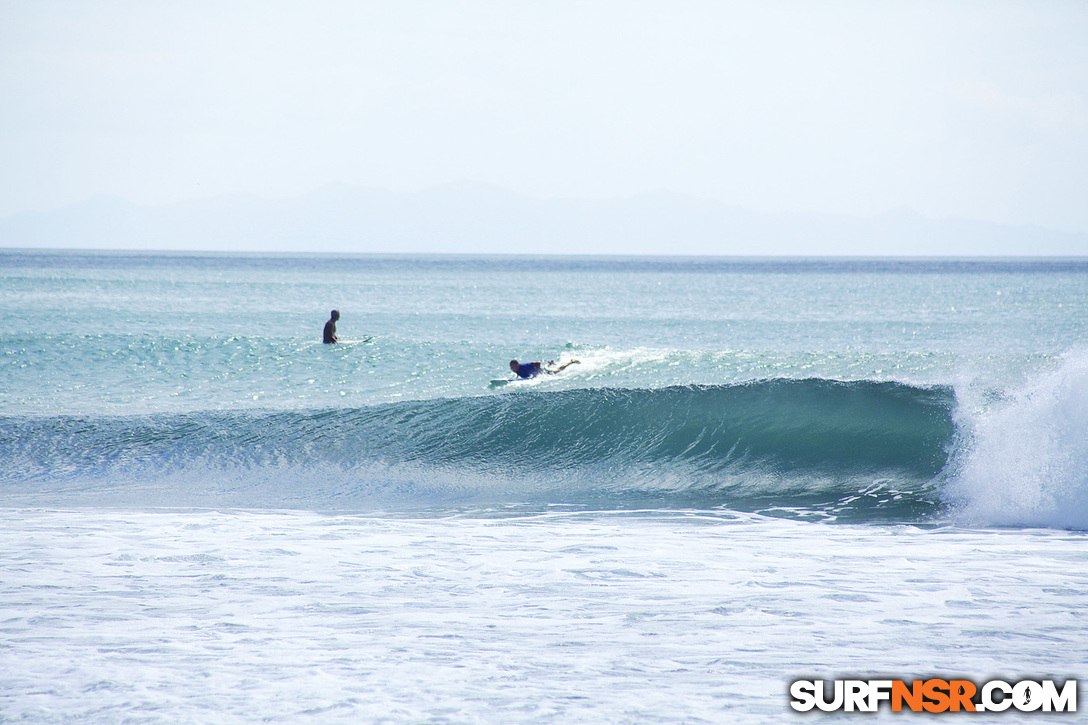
(2, 0), (1087, 234)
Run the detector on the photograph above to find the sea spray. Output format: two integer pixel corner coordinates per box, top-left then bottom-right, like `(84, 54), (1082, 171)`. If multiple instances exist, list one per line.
(945, 350), (1088, 529)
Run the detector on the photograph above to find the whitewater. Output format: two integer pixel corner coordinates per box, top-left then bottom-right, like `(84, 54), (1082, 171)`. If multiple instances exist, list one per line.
(2, 251), (1087, 723)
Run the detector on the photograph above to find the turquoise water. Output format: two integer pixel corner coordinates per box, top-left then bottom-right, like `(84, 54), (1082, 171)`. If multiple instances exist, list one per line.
(2, 250), (1087, 722)
(4, 254), (1083, 416)
(3, 252), (1086, 524)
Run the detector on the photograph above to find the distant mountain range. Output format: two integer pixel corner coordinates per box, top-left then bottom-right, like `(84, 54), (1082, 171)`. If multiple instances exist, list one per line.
(0, 182), (1084, 256)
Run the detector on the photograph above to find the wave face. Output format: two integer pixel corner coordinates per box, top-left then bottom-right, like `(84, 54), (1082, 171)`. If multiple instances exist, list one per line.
(1, 379), (955, 522)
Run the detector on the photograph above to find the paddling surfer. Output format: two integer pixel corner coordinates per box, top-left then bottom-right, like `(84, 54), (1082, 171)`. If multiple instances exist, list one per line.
(509, 358), (580, 379)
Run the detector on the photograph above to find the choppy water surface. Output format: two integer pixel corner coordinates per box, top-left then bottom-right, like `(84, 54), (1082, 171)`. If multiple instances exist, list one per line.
(1, 251), (1087, 722)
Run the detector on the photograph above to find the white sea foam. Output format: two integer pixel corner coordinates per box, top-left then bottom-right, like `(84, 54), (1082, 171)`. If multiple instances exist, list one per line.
(4, 253), (1088, 722)
(1, 508), (1085, 723)
(947, 350), (1088, 529)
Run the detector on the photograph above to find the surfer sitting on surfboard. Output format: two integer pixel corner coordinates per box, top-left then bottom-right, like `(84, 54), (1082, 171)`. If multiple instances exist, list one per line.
(509, 358), (580, 379)
(323, 309), (339, 344)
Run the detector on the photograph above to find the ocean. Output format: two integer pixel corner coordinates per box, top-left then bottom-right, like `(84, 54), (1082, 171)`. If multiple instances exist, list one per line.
(1, 250), (1087, 722)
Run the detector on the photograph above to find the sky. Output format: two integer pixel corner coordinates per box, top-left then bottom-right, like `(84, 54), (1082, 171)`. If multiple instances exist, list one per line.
(2, 0), (1088, 241)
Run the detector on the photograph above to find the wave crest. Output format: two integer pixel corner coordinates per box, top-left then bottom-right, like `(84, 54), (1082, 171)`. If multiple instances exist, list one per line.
(1, 379), (955, 520)
(946, 352), (1088, 529)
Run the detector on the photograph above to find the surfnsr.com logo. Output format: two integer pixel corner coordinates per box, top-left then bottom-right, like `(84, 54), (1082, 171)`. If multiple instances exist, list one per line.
(789, 678), (1077, 713)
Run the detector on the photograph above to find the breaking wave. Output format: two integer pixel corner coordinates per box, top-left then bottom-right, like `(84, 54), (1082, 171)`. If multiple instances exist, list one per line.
(1, 379), (956, 522)
(945, 351), (1088, 529)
